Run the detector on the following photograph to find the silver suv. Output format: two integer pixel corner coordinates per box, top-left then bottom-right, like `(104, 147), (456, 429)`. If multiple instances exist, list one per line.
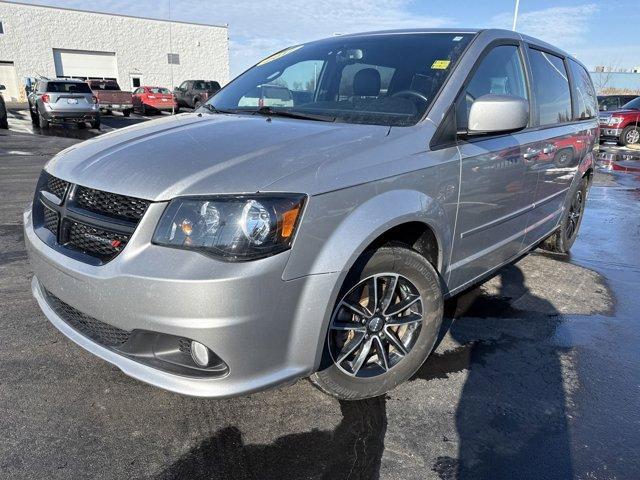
(28, 78), (100, 129)
(25, 29), (598, 400)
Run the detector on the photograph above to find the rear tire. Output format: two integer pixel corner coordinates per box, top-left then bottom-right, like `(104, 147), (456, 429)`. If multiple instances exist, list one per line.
(90, 118), (100, 129)
(30, 104), (38, 124)
(122, 109), (131, 117)
(38, 110), (49, 129)
(194, 100), (202, 110)
(0, 114), (8, 129)
(310, 245), (444, 400)
(541, 176), (588, 254)
(619, 125), (640, 146)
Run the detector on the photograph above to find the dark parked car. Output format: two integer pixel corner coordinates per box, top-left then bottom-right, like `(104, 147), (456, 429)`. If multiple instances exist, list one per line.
(597, 94), (638, 111)
(87, 80), (133, 116)
(173, 80), (221, 110)
(0, 84), (8, 129)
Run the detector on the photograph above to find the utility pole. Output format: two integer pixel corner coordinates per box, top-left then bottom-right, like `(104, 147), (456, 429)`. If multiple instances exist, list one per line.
(512, 0), (520, 31)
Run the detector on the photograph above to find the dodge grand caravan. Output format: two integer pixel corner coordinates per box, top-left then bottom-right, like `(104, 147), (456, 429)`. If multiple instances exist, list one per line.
(25, 29), (598, 400)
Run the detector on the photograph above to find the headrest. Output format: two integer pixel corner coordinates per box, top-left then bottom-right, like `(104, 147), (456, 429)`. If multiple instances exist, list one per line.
(353, 68), (381, 97)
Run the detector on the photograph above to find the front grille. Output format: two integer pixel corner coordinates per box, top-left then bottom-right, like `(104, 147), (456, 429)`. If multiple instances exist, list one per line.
(43, 205), (59, 236)
(43, 174), (70, 200)
(44, 288), (131, 347)
(66, 221), (128, 260)
(75, 186), (150, 222)
(33, 171), (149, 265)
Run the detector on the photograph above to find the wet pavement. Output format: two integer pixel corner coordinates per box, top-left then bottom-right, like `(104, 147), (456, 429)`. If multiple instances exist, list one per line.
(1, 127), (639, 479)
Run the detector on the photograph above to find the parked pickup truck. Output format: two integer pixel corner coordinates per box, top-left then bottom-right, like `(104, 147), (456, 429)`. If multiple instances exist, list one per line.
(598, 96), (640, 146)
(173, 80), (221, 110)
(87, 80), (133, 117)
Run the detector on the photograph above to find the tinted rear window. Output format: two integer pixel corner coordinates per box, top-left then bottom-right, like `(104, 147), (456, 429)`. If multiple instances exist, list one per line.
(91, 82), (120, 91)
(47, 82), (92, 93)
(528, 49), (572, 125)
(149, 87), (171, 94)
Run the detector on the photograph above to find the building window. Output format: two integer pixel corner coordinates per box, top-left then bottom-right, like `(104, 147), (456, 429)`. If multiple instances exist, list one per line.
(167, 53), (180, 65)
(0, 22), (4, 34)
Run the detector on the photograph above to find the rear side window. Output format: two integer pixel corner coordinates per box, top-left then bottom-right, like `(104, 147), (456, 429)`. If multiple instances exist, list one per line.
(47, 82), (92, 93)
(456, 45), (528, 130)
(528, 49), (571, 125)
(568, 60), (597, 119)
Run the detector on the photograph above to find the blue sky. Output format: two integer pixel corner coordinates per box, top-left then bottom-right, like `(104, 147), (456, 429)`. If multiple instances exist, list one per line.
(15, 0), (640, 77)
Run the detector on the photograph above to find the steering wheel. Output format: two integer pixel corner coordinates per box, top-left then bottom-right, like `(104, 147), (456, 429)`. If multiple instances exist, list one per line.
(391, 90), (429, 104)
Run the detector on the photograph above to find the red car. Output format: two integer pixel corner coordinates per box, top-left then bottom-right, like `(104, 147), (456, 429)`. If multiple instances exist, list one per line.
(132, 86), (177, 115)
(599, 96), (640, 146)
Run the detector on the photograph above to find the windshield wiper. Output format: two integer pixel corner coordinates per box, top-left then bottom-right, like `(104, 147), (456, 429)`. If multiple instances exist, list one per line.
(199, 104), (238, 115)
(251, 106), (336, 122)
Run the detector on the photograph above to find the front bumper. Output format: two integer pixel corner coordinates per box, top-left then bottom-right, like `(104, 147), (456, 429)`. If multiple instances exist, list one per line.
(599, 126), (623, 138)
(24, 204), (339, 397)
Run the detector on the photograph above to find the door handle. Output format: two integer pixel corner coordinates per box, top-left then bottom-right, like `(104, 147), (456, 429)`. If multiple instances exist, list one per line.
(523, 148), (541, 160)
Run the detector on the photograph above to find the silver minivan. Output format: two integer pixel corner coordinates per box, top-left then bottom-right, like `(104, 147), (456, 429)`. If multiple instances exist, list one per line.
(25, 29), (598, 400)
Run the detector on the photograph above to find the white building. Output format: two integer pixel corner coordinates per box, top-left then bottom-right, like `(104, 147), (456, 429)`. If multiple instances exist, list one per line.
(0, 1), (229, 101)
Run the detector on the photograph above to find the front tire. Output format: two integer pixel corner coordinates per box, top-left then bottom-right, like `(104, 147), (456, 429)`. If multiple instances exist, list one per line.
(310, 245), (444, 400)
(541, 176), (588, 254)
(619, 125), (640, 146)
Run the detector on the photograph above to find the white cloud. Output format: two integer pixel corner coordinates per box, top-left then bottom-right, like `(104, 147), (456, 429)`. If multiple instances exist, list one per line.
(212, 0), (454, 75)
(490, 3), (598, 49)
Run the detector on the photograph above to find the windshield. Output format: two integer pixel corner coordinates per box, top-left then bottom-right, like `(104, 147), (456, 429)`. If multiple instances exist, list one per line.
(621, 97), (640, 110)
(208, 33), (474, 127)
(47, 82), (92, 93)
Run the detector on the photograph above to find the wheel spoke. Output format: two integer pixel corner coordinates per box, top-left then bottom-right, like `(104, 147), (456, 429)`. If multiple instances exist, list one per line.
(385, 293), (420, 316)
(330, 322), (366, 332)
(370, 276), (379, 313)
(387, 312), (423, 327)
(374, 336), (389, 371)
(336, 332), (366, 364)
(384, 329), (408, 356)
(350, 337), (373, 375)
(341, 300), (371, 318)
(379, 275), (398, 313)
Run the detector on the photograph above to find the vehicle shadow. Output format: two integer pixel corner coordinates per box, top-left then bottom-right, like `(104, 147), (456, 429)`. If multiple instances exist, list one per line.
(415, 263), (574, 479)
(155, 396), (387, 480)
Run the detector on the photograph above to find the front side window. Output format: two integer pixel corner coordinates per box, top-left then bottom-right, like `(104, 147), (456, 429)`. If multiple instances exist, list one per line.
(528, 49), (572, 125)
(209, 33), (474, 126)
(621, 97), (640, 110)
(456, 45), (528, 130)
(568, 59), (597, 119)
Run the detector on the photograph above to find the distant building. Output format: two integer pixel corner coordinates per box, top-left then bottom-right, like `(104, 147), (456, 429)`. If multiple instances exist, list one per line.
(0, 1), (230, 102)
(590, 71), (640, 95)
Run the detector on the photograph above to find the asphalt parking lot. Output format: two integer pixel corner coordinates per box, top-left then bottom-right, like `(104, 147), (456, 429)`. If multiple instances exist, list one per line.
(1, 121), (639, 479)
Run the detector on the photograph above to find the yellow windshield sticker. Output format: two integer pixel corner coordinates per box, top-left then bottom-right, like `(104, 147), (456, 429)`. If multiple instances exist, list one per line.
(431, 60), (451, 70)
(257, 45), (304, 66)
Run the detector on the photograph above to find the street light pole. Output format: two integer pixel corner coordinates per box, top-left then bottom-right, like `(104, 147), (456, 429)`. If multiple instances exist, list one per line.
(512, 0), (520, 31)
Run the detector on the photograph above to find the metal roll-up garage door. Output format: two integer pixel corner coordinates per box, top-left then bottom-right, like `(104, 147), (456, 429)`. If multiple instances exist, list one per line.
(53, 49), (117, 79)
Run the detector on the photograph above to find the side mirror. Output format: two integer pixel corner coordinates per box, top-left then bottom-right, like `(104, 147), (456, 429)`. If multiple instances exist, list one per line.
(0, 84), (5, 91)
(467, 94), (529, 134)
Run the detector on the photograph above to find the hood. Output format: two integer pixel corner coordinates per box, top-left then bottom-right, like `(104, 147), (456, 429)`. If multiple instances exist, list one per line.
(603, 108), (640, 116)
(46, 112), (391, 201)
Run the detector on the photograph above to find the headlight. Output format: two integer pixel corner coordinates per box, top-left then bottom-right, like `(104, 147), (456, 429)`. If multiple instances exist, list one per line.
(152, 194), (306, 261)
(609, 116), (623, 125)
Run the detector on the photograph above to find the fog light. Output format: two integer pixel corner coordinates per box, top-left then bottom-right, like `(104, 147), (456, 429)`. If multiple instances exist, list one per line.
(190, 341), (210, 367)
